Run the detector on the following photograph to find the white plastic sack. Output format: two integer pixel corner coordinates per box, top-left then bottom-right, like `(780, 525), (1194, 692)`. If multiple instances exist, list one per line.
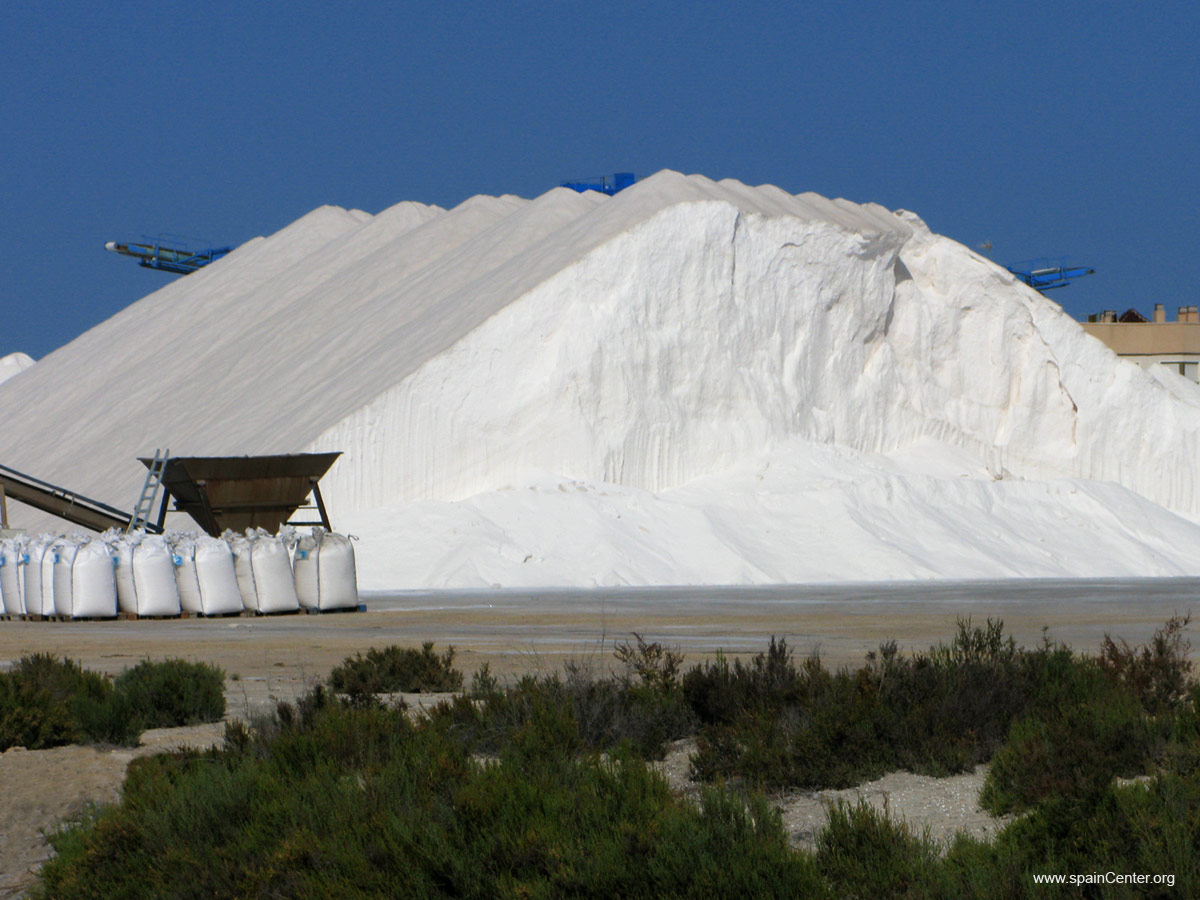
(169, 535), (204, 614)
(293, 531), (358, 611)
(132, 535), (182, 616)
(23, 537), (51, 616)
(71, 538), (118, 618)
(51, 538), (79, 617)
(41, 539), (61, 617)
(194, 536), (242, 615)
(113, 533), (142, 613)
(0, 537), (27, 615)
(227, 533), (260, 611)
(251, 535), (299, 614)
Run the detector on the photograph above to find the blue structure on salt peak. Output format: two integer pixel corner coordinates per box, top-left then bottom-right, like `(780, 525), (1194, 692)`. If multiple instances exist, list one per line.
(560, 173), (636, 196)
(1004, 258), (1095, 292)
(105, 239), (234, 275)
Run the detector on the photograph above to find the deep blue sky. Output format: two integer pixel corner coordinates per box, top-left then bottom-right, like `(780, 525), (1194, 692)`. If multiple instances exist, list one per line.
(3, 1), (1196, 361)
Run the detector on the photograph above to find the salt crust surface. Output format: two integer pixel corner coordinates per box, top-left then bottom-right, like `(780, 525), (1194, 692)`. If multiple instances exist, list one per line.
(3, 171), (1200, 588)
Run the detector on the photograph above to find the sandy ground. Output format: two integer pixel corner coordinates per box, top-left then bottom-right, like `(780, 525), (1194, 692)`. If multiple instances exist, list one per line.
(1, 582), (1194, 896)
(0, 723), (227, 900)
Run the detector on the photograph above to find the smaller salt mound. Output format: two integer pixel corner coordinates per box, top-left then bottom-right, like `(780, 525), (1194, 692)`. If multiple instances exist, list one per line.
(342, 437), (1200, 589)
(0, 352), (34, 386)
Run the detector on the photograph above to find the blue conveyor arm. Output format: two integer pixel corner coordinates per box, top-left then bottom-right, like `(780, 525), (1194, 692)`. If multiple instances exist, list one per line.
(105, 240), (233, 275)
(1005, 260), (1095, 292)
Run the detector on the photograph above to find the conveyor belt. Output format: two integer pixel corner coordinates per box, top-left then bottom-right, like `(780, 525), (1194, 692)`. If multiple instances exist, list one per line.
(0, 462), (136, 533)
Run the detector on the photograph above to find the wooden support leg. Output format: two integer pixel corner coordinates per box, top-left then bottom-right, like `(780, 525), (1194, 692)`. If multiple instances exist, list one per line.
(195, 481), (222, 537)
(312, 480), (332, 531)
(155, 488), (171, 532)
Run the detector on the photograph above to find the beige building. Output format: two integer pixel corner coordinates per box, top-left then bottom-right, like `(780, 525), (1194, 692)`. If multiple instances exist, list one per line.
(1082, 304), (1200, 382)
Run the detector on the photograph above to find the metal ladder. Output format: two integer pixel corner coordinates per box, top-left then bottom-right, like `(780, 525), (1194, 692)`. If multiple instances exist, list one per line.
(128, 448), (168, 532)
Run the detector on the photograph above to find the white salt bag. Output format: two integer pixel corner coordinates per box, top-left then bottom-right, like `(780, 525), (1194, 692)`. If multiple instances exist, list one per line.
(227, 533), (261, 612)
(132, 535), (182, 616)
(294, 531), (358, 611)
(113, 534), (141, 614)
(42, 539), (63, 617)
(51, 539), (79, 617)
(170, 535), (204, 614)
(250, 534), (299, 614)
(71, 539), (118, 618)
(194, 536), (243, 615)
(0, 537), (26, 615)
(23, 538), (51, 616)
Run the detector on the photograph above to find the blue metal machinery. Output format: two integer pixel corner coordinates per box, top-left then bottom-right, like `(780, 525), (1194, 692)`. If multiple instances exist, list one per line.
(105, 239), (233, 275)
(1004, 258), (1095, 292)
(560, 173), (636, 195)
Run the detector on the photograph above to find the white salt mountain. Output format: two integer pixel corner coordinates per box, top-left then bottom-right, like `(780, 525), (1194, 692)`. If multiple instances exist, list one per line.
(0, 352), (34, 386)
(3, 170), (1200, 587)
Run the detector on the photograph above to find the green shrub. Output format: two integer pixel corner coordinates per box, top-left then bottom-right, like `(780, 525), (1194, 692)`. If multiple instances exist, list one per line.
(954, 774), (1200, 899)
(1162, 683), (1200, 778)
(0, 654), (141, 749)
(685, 621), (1159, 792)
(27, 616), (1200, 899)
(613, 632), (685, 694)
(982, 681), (1163, 815)
(433, 655), (695, 760)
(1099, 613), (1193, 715)
(683, 638), (807, 726)
(74, 687), (144, 747)
(329, 642), (464, 696)
(0, 654), (89, 750)
(686, 624), (1035, 788)
(36, 691), (825, 900)
(114, 658), (225, 728)
(689, 665), (893, 788)
(816, 800), (938, 899)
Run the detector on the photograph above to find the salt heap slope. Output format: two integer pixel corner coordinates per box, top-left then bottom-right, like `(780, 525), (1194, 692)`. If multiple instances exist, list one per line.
(3, 170), (1200, 587)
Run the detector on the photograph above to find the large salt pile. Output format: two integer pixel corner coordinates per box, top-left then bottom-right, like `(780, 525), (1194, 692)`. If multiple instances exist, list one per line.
(0, 352), (34, 387)
(4, 171), (1200, 587)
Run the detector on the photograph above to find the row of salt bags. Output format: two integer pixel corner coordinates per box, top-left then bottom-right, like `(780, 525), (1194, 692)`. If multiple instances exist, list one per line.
(170, 534), (242, 616)
(0, 535), (28, 615)
(230, 529), (299, 614)
(293, 530), (358, 611)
